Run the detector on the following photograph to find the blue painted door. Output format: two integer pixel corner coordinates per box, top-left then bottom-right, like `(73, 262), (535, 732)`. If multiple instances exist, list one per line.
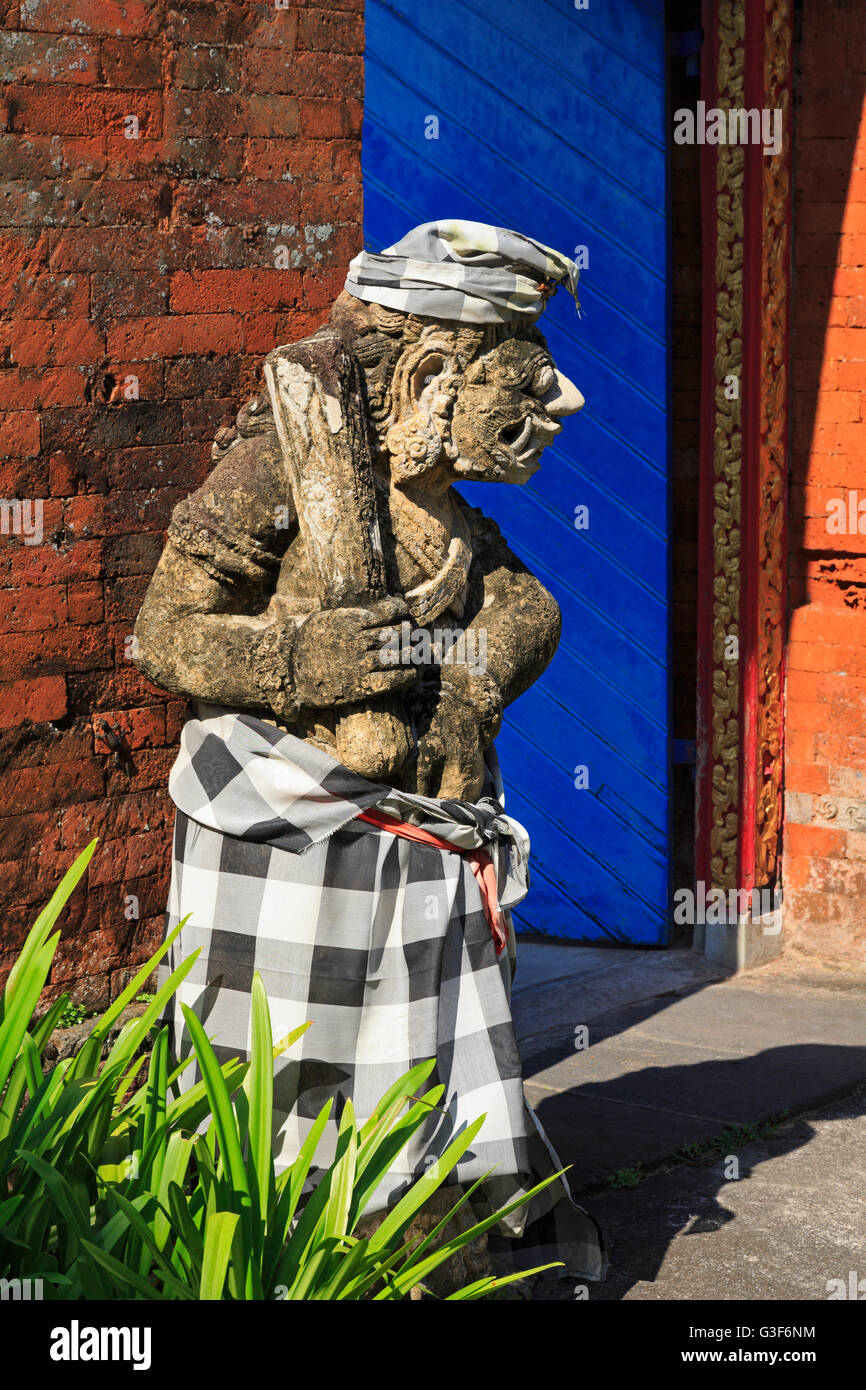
(363, 0), (671, 943)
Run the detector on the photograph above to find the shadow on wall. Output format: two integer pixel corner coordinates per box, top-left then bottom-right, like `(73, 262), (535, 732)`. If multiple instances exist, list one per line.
(788, 3), (866, 615)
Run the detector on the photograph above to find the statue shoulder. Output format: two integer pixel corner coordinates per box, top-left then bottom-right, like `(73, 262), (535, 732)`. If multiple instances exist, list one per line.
(450, 490), (508, 553)
(168, 398), (295, 583)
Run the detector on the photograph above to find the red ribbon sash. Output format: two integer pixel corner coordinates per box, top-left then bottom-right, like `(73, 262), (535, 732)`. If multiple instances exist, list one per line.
(356, 807), (508, 955)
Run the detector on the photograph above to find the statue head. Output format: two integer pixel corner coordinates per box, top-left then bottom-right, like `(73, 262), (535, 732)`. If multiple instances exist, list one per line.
(212, 220), (585, 490)
(330, 219), (585, 490)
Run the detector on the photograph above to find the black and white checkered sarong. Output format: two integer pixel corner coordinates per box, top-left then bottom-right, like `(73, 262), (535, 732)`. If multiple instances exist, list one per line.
(160, 706), (605, 1281)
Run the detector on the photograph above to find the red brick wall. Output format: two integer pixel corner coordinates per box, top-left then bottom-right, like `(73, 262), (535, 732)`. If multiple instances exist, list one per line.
(0, 0), (363, 1007)
(785, 0), (866, 960)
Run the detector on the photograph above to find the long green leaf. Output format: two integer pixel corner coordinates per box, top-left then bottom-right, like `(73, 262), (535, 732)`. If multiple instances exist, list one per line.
(180, 1006), (249, 1204)
(322, 1100), (357, 1243)
(265, 1098), (332, 1291)
(356, 1060), (437, 1146)
(444, 1265), (561, 1300)
(387, 1170), (566, 1297)
(180, 1004), (258, 1298)
(3, 841), (96, 1005)
(200, 1211), (239, 1300)
(89, 915), (191, 1043)
(0, 936), (60, 1099)
(103, 1187), (195, 1299)
(348, 1085), (446, 1226)
(153, 1133), (194, 1252)
(167, 1181), (205, 1277)
(365, 1115), (487, 1254)
(143, 1026), (169, 1192)
(79, 1239), (164, 1301)
(245, 974), (273, 1225)
(101, 951), (201, 1077)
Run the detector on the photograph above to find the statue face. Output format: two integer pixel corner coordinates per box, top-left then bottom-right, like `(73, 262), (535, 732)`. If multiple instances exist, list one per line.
(449, 334), (584, 484)
(362, 308), (585, 491)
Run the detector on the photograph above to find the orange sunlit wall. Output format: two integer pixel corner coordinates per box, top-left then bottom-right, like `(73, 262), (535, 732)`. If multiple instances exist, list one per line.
(785, 0), (866, 961)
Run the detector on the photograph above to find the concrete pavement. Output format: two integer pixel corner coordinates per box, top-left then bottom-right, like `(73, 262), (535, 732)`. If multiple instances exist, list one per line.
(512, 940), (866, 1300)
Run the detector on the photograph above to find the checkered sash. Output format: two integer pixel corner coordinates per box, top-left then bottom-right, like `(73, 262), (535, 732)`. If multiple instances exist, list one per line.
(160, 705), (605, 1282)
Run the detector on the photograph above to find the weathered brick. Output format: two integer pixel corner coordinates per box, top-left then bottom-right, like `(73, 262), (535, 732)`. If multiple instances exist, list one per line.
(0, 367), (88, 409)
(49, 447), (108, 496)
(297, 8), (363, 54)
(67, 580), (104, 625)
(8, 85), (163, 140)
(170, 267), (302, 314)
(92, 268), (169, 321)
(106, 313), (243, 360)
(92, 704), (165, 755)
(243, 49), (362, 100)
(11, 318), (104, 367)
(173, 179), (300, 228)
(1, 721), (92, 770)
(50, 227), (158, 273)
(181, 396), (235, 443)
(0, 674), (67, 727)
(40, 402), (183, 455)
(100, 38), (163, 88)
(103, 574), (150, 622)
(0, 410), (40, 456)
(0, 32), (97, 85)
(164, 355), (240, 399)
(2, 537), (103, 587)
(0, 582), (65, 632)
(299, 97), (356, 140)
(3, 271), (90, 321)
(155, 134), (245, 181)
(0, 625), (114, 681)
(0, 809), (64, 862)
(0, 758), (103, 814)
(106, 442), (205, 491)
(0, 134), (65, 179)
(174, 43), (241, 92)
(20, 0), (159, 37)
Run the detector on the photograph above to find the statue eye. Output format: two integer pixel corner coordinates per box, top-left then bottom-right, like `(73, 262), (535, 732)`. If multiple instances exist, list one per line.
(532, 364), (555, 397)
(465, 359), (486, 385)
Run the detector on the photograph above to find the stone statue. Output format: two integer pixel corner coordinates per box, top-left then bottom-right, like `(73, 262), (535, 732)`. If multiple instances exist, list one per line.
(134, 235), (583, 800)
(134, 222), (605, 1286)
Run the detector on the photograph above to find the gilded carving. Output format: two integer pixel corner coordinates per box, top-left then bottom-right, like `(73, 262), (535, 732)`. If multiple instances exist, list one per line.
(754, 0), (791, 883)
(709, 0), (745, 887)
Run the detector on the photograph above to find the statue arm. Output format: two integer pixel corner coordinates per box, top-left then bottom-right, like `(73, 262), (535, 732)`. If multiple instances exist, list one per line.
(444, 500), (561, 727)
(134, 425), (416, 721)
(133, 542), (300, 715)
(133, 431), (301, 717)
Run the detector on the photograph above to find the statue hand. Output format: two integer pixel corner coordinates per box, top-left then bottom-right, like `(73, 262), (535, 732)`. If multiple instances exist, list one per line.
(409, 681), (490, 801)
(293, 596), (417, 709)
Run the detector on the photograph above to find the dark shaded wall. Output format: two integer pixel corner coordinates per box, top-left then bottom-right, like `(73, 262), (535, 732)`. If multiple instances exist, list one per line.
(670, 2), (702, 927)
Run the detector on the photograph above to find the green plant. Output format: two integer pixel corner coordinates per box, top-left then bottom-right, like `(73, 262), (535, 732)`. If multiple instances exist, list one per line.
(0, 844), (562, 1300)
(608, 1166), (642, 1190)
(55, 1000), (87, 1029)
(673, 1113), (790, 1166)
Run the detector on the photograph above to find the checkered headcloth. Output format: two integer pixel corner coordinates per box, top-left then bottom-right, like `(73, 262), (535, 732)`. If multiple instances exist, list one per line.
(345, 219), (581, 325)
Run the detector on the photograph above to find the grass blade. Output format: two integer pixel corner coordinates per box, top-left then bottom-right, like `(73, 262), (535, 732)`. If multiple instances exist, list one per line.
(200, 1211), (239, 1300)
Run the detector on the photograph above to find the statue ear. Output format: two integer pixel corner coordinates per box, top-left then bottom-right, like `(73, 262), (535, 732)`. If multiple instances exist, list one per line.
(409, 350), (448, 405)
(385, 334), (462, 481)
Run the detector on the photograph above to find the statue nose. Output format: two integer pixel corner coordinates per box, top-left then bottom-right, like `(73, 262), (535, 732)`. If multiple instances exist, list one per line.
(541, 370), (585, 416)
